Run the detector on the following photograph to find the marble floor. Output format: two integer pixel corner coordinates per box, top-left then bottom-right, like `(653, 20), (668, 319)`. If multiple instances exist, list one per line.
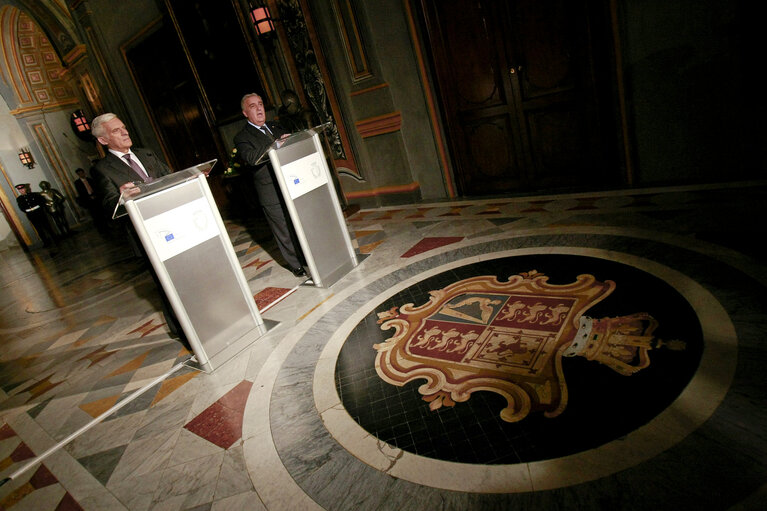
(0, 182), (766, 510)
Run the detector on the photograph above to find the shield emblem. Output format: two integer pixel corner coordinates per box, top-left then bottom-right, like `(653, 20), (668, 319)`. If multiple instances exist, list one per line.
(374, 271), (616, 422)
(192, 209), (208, 231)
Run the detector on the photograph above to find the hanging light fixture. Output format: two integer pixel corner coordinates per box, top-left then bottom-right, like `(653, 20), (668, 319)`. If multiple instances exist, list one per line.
(250, 2), (275, 35)
(18, 148), (35, 169)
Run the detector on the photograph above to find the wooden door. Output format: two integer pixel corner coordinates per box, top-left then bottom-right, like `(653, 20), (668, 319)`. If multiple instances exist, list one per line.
(125, 24), (221, 168)
(422, 0), (621, 196)
(125, 23), (230, 208)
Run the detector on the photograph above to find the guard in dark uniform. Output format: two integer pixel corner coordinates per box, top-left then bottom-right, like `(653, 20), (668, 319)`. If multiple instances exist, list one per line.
(15, 183), (56, 247)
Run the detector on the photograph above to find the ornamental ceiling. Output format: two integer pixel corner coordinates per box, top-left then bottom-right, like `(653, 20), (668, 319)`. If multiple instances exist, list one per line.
(1, 7), (74, 111)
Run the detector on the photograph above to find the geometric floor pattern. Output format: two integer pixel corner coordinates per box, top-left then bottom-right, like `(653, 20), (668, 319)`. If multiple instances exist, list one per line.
(1, 182), (766, 509)
(0, 424), (83, 510)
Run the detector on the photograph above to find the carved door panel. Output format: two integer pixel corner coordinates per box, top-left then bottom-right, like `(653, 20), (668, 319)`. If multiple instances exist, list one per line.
(422, 0), (620, 195)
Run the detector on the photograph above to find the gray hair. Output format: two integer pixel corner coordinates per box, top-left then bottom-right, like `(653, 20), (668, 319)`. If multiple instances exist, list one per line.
(90, 113), (118, 139)
(240, 93), (262, 110)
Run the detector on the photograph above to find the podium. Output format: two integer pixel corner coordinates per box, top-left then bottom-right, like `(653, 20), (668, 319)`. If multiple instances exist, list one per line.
(114, 160), (269, 373)
(262, 124), (358, 288)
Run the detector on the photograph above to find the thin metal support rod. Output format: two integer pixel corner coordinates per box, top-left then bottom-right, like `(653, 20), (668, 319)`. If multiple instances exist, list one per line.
(0, 358), (190, 487)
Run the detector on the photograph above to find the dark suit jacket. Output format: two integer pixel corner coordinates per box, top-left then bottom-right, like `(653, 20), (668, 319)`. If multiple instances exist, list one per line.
(92, 147), (172, 212)
(233, 122), (288, 206)
(74, 176), (97, 206)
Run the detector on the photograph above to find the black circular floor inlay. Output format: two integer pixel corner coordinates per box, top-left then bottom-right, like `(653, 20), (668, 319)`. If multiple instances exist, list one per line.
(335, 254), (703, 464)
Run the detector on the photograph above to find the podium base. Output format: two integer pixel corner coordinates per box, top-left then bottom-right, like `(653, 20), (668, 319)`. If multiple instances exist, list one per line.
(185, 319), (279, 373)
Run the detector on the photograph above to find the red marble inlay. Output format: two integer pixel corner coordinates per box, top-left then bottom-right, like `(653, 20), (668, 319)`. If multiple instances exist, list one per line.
(253, 287), (292, 310)
(10, 442), (35, 462)
(55, 492), (84, 511)
(127, 320), (165, 338)
(216, 380), (252, 410)
(184, 380), (253, 449)
(0, 423), (16, 441)
(76, 346), (116, 367)
(29, 464), (57, 489)
(401, 237), (464, 258)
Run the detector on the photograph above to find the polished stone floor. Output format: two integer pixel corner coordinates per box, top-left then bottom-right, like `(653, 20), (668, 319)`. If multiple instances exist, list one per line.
(1, 182), (766, 510)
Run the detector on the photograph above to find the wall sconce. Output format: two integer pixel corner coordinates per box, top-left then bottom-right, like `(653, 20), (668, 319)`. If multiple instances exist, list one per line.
(70, 109), (92, 141)
(71, 110), (90, 133)
(18, 148), (35, 169)
(250, 3), (275, 35)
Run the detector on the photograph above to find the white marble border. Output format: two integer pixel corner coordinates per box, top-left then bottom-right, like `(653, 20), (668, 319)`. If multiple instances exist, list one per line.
(314, 246), (738, 493)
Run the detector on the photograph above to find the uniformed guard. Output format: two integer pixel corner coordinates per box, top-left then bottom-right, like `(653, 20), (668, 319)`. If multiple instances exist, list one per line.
(15, 183), (57, 247)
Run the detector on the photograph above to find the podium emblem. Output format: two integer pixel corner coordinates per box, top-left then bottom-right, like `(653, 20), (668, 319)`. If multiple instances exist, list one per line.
(192, 209), (208, 231)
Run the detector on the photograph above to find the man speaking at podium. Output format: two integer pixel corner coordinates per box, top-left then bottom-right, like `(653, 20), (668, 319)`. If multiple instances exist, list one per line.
(90, 113), (187, 346)
(91, 113), (171, 207)
(234, 93), (307, 277)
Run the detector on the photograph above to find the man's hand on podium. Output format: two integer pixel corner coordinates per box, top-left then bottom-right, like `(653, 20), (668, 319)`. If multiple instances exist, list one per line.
(119, 181), (141, 198)
(276, 133), (290, 148)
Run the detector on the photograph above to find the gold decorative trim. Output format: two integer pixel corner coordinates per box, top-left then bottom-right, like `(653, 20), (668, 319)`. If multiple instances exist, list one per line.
(1, 7), (33, 104)
(63, 44), (87, 66)
(32, 122), (77, 201)
(331, 0), (372, 82)
(350, 82), (389, 97)
(9, 98), (78, 117)
(344, 181), (420, 199)
(355, 111), (401, 138)
(0, 160), (31, 245)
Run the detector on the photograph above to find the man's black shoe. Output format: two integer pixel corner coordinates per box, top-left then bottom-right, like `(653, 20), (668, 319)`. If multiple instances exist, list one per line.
(291, 266), (307, 277)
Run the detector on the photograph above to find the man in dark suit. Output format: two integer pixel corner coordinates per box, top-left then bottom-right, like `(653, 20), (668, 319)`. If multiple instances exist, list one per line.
(90, 112), (186, 345)
(73, 167), (107, 233)
(90, 113), (171, 211)
(234, 93), (306, 277)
